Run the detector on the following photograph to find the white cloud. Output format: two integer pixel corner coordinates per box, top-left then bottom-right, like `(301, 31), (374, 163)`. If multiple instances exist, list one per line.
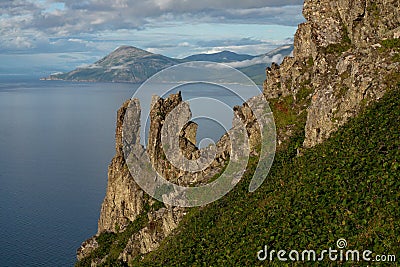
(1, 0), (304, 40)
(0, 0), (303, 74)
(227, 54), (286, 68)
(178, 42), (191, 47)
(15, 36), (33, 48)
(146, 47), (163, 54)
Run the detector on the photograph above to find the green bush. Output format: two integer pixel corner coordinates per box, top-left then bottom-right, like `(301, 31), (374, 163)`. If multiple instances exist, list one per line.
(381, 38), (400, 50)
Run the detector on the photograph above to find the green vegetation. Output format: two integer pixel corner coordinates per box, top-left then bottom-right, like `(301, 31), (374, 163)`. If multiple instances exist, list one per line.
(367, 2), (380, 17)
(75, 214), (147, 267)
(380, 38), (400, 63)
(306, 56), (314, 67)
(75, 199), (166, 267)
(325, 42), (350, 54)
(130, 88), (400, 266)
(267, 81), (311, 147)
(208, 157), (230, 183)
(380, 38), (400, 50)
(296, 82), (313, 103)
(378, 38), (400, 62)
(341, 26), (352, 45)
(269, 95), (298, 129)
(392, 53), (400, 63)
(335, 85), (350, 99)
(325, 26), (352, 54)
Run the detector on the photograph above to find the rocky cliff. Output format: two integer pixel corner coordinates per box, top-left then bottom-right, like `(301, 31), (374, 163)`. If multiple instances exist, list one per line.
(77, 90), (261, 265)
(76, 0), (399, 265)
(263, 0), (399, 148)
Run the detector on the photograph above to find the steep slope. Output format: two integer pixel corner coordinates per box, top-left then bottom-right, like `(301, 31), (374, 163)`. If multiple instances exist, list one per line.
(134, 87), (400, 266)
(46, 46), (180, 83)
(75, 0), (400, 266)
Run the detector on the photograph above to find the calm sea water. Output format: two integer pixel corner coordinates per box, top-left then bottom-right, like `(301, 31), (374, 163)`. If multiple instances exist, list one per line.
(0, 77), (135, 267)
(0, 76), (259, 266)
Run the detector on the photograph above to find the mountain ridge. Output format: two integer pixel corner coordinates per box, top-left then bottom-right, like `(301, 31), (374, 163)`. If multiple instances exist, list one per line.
(43, 45), (294, 85)
(183, 50), (256, 62)
(43, 46), (180, 83)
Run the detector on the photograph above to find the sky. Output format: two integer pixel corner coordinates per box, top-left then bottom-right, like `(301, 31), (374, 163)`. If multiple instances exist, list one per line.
(0, 0), (305, 77)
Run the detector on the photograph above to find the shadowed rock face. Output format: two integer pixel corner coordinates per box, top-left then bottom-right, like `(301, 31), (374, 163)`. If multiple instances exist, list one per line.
(263, 0), (400, 148)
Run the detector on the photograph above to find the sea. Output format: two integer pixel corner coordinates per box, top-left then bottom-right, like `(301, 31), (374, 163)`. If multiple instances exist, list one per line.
(0, 75), (260, 266)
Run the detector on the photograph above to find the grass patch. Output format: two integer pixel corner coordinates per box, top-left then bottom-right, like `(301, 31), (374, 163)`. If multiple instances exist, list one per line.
(392, 53), (400, 62)
(367, 2), (380, 17)
(335, 85), (350, 99)
(325, 25), (352, 54)
(296, 84), (313, 103)
(269, 95), (297, 129)
(306, 56), (314, 67)
(381, 38), (400, 50)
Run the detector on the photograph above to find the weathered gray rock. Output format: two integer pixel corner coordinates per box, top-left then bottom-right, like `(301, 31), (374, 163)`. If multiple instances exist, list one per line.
(77, 90), (263, 263)
(120, 207), (185, 263)
(77, 236), (98, 261)
(97, 99), (146, 234)
(263, 0), (400, 148)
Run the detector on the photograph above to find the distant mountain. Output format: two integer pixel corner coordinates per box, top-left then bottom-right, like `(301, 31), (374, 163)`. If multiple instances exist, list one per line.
(237, 64), (270, 85)
(183, 50), (255, 63)
(235, 44), (294, 84)
(44, 46), (180, 83)
(43, 45), (294, 84)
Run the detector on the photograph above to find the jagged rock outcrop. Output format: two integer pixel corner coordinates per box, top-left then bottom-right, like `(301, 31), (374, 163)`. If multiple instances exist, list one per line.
(146, 92), (230, 186)
(77, 236), (99, 262)
(120, 207), (186, 263)
(263, 0), (400, 148)
(77, 90), (262, 264)
(97, 99), (146, 234)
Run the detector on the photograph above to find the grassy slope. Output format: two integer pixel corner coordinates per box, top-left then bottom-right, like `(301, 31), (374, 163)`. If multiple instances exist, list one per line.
(130, 88), (400, 266)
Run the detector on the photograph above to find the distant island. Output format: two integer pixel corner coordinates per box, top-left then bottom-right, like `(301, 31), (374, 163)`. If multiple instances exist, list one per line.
(42, 45), (293, 85)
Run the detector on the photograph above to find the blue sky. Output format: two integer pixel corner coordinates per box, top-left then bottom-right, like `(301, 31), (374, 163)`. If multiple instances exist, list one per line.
(0, 0), (305, 76)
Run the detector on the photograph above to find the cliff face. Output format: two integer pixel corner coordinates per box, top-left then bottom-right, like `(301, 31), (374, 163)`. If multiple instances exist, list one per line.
(263, 0), (399, 148)
(77, 90), (261, 264)
(77, 0), (399, 265)
(97, 100), (145, 234)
